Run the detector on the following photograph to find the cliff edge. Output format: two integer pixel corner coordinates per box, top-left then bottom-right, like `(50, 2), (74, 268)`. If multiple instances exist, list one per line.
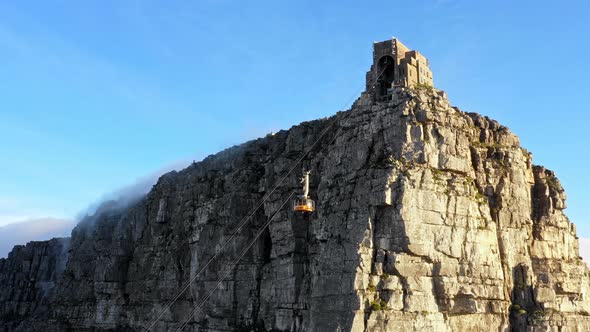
(1, 87), (589, 331)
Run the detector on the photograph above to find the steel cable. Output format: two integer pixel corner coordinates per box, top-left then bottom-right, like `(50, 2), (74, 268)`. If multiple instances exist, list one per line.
(144, 64), (390, 332)
(175, 191), (295, 332)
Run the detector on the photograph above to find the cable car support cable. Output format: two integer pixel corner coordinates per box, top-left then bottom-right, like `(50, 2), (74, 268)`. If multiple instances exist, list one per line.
(143, 64), (390, 332)
(175, 191), (296, 332)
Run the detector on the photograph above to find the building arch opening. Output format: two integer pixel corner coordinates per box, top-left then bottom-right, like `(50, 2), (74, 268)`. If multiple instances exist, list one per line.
(377, 55), (396, 97)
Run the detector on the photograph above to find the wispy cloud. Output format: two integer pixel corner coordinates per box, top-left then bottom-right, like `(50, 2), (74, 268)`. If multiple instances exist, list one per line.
(78, 157), (195, 219)
(0, 8), (212, 231)
(0, 12), (206, 122)
(0, 196), (67, 227)
(0, 197), (24, 210)
(0, 217), (74, 258)
(0, 156), (196, 258)
(579, 237), (590, 266)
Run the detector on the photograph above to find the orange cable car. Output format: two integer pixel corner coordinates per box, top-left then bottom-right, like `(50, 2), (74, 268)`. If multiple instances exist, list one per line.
(293, 170), (315, 212)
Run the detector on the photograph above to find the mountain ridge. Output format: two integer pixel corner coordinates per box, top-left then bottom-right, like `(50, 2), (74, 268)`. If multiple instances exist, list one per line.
(1, 86), (589, 331)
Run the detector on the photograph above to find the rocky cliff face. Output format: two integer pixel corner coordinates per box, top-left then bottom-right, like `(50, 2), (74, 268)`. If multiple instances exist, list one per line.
(1, 87), (589, 331)
(0, 238), (70, 332)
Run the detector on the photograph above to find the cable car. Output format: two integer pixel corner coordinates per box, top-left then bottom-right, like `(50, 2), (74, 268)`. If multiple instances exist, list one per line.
(293, 170), (315, 212)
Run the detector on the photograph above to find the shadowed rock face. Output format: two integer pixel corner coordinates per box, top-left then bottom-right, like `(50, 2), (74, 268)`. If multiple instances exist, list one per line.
(0, 238), (70, 332)
(1, 87), (589, 331)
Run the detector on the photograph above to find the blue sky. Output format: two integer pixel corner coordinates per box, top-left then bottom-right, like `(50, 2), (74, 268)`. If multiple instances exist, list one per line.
(0, 0), (589, 252)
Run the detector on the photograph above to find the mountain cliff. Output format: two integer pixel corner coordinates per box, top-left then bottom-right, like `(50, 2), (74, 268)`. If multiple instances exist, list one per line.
(1, 87), (589, 331)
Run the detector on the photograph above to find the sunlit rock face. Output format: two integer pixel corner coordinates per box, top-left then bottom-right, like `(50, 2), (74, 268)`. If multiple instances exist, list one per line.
(1, 87), (589, 332)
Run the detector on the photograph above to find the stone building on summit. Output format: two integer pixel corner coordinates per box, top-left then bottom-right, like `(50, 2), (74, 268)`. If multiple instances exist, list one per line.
(366, 38), (433, 100)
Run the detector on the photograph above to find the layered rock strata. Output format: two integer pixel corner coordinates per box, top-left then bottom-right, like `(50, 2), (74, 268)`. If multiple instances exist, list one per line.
(0, 238), (70, 332)
(1, 87), (589, 331)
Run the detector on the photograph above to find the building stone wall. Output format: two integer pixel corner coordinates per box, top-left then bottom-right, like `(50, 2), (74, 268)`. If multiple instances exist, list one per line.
(366, 38), (434, 101)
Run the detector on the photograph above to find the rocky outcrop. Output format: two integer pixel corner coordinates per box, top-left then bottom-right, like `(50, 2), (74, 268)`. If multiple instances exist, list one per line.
(0, 238), (70, 332)
(1, 87), (589, 331)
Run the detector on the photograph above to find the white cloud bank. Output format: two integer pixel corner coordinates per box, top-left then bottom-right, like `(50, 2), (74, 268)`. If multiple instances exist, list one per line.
(0, 217), (75, 258)
(578, 237), (590, 266)
(79, 158), (192, 218)
(0, 158), (195, 259)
